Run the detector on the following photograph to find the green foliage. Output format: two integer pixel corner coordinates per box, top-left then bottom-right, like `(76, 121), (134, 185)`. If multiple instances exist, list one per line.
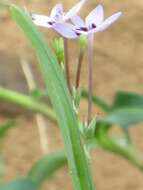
(0, 177), (37, 190)
(30, 88), (46, 100)
(72, 87), (82, 113)
(95, 122), (143, 171)
(53, 37), (65, 64)
(111, 91), (143, 110)
(79, 35), (88, 50)
(100, 91), (143, 126)
(84, 118), (97, 140)
(10, 5), (95, 190)
(0, 87), (56, 122)
(29, 151), (66, 186)
(79, 35), (88, 51)
(0, 120), (16, 138)
(0, 3), (142, 190)
(102, 108), (143, 126)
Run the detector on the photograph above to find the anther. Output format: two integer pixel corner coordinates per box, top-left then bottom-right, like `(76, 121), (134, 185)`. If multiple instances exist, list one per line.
(80, 27), (88, 32)
(75, 32), (80, 36)
(48, 21), (53, 25)
(91, 23), (96, 28)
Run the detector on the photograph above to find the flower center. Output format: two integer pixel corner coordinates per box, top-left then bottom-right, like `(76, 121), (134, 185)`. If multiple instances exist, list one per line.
(91, 23), (96, 28)
(77, 27), (88, 32)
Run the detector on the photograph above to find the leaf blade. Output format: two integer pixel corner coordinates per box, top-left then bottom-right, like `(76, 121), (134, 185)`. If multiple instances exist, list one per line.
(28, 151), (66, 186)
(10, 5), (95, 190)
(0, 177), (37, 190)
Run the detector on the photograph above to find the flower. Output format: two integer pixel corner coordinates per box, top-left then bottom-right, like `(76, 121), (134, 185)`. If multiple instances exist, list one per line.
(71, 5), (122, 36)
(32, 0), (86, 38)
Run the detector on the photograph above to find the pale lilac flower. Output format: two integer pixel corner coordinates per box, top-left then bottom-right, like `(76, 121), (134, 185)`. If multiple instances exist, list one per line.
(32, 0), (86, 38)
(71, 5), (122, 36)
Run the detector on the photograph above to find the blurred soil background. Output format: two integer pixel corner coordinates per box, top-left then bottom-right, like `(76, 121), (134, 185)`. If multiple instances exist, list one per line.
(0, 0), (143, 189)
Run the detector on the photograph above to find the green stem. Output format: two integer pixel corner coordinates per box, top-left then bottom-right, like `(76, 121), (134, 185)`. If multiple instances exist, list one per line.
(75, 47), (84, 89)
(29, 138), (143, 188)
(97, 126), (143, 171)
(63, 38), (71, 92)
(0, 87), (56, 122)
(87, 35), (94, 124)
(28, 150), (67, 186)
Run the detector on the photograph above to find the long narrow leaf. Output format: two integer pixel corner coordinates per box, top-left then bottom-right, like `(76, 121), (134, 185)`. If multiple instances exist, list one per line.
(112, 91), (143, 110)
(102, 108), (143, 126)
(10, 5), (95, 190)
(0, 177), (37, 190)
(28, 151), (66, 186)
(0, 120), (15, 138)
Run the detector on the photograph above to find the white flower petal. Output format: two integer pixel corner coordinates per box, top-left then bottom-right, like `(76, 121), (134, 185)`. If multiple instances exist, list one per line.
(32, 14), (52, 28)
(50, 4), (63, 19)
(64, 0), (86, 21)
(53, 23), (78, 39)
(96, 11), (122, 32)
(86, 5), (104, 26)
(71, 15), (85, 27)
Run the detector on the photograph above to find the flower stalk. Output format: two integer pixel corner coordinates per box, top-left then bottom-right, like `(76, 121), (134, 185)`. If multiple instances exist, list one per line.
(75, 45), (85, 89)
(87, 34), (94, 124)
(0, 87), (56, 122)
(63, 38), (71, 92)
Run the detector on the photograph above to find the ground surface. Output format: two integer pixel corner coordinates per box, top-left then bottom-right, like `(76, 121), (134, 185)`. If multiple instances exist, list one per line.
(0, 0), (143, 189)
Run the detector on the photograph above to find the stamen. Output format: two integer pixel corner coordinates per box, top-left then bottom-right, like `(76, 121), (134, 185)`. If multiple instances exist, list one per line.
(48, 21), (54, 25)
(91, 23), (96, 28)
(75, 32), (80, 36)
(77, 27), (88, 32)
(80, 27), (88, 32)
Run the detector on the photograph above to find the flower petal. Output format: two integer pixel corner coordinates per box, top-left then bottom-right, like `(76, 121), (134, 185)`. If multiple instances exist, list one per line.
(71, 15), (85, 27)
(50, 4), (64, 19)
(96, 11), (122, 32)
(64, 0), (86, 21)
(86, 5), (104, 26)
(53, 23), (78, 39)
(32, 14), (52, 28)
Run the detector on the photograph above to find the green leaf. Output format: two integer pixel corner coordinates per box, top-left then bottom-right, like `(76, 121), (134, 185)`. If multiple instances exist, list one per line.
(30, 88), (46, 99)
(94, 124), (143, 172)
(121, 125), (131, 144)
(0, 120), (16, 138)
(84, 118), (96, 140)
(102, 108), (143, 126)
(79, 35), (88, 50)
(100, 91), (143, 126)
(0, 177), (37, 190)
(53, 37), (64, 64)
(112, 91), (143, 110)
(10, 5), (95, 190)
(29, 151), (66, 186)
(72, 87), (82, 112)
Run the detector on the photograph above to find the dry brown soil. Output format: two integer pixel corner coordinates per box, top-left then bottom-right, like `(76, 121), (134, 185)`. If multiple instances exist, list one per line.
(0, 0), (143, 190)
